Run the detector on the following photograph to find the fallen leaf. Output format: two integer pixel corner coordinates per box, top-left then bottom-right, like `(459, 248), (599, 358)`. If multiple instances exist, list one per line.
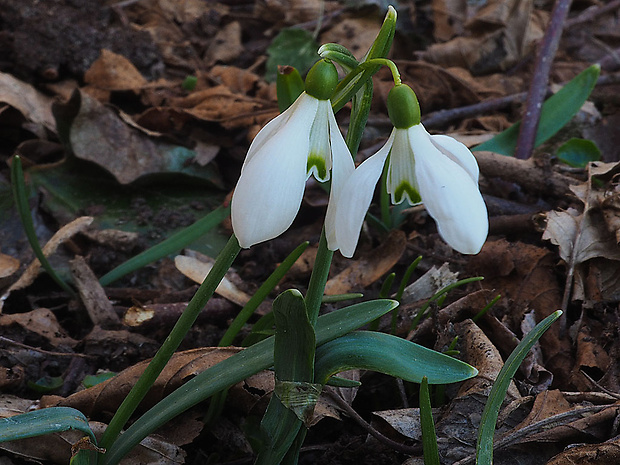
(205, 21), (244, 64)
(546, 435), (620, 464)
(42, 347), (243, 418)
(84, 49), (148, 91)
(399, 262), (459, 305)
(0, 308), (78, 349)
(61, 90), (221, 185)
(455, 319), (521, 400)
(423, 0), (548, 74)
(175, 254), (251, 307)
(0, 71), (56, 132)
(0, 216), (94, 311)
(0, 253), (19, 281)
(325, 230), (407, 295)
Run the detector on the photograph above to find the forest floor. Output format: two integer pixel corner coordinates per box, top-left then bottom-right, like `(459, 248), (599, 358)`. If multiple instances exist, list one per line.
(1, 0), (620, 464)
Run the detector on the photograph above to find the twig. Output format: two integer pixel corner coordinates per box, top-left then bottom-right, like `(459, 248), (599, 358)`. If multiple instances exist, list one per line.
(564, 0), (620, 28)
(0, 336), (93, 358)
(514, 0), (574, 160)
(323, 386), (421, 455)
(452, 404), (612, 465)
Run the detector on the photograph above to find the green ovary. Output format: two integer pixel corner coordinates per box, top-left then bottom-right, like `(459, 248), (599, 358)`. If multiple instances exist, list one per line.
(393, 181), (421, 205)
(307, 154), (328, 180)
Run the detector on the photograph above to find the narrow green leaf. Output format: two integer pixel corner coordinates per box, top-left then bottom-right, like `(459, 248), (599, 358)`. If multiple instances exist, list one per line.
(314, 331), (478, 385)
(101, 299), (399, 465)
(420, 377), (440, 465)
(475, 310), (562, 465)
(10, 156), (76, 297)
(272, 290), (315, 382)
(99, 206), (229, 286)
(219, 242), (309, 347)
(473, 65), (600, 156)
(0, 407), (96, 444)
(556, 138), (601, 168)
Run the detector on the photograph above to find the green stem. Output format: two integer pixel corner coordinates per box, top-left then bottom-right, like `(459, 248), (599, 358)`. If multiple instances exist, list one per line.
(305, 229), (333, 327)
(99, 235), (241, 451)
(218, 241), (309, 347)
(11, 156), (77, 298)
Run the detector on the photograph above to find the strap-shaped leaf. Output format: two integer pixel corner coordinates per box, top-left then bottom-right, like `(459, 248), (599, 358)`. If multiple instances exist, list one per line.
(475, 310), (562, 465)
(0, 407), (95, 444)
(473, 65), (600, 156)
(100, 298), (398, 465)
(314, 331), (478, 385)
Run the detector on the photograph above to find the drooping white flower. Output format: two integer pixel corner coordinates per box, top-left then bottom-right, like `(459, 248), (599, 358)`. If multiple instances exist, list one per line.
(328, 85), (488, 257)
(231, 61), (354, 249)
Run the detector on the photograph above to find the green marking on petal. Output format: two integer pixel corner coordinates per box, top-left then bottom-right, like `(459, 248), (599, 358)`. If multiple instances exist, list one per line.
(393, 181), (421, 205)
(307, 154), (328, 181)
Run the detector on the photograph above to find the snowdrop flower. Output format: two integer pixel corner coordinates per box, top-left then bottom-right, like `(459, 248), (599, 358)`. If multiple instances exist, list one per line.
(328, 84), (488, 257)
(231, 60), (354, 249)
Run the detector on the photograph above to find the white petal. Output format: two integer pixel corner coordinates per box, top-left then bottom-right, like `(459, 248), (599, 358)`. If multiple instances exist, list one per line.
(412, 132), (488, 254)
(387, 128), (420, 205)
(231, 114), (312, 248)
(331, 133), (394, 257)
(242, 93), (318, 170)
(324, 106), (355, 250)
(424, 126), (479, 183)
(307, 100), (332, 182)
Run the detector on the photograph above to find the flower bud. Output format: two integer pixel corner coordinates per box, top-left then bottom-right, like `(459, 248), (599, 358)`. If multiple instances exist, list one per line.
(305, 60), (339, 100)
(387, 84), (421, 129)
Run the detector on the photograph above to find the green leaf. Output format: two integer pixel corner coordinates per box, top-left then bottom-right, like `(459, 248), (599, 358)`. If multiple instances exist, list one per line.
(314, 331), (478, 385)
(473, 65), (600, 156)
(82, 372), (116, 388)
(10, 156), (76, 297)
(27, 376), (64, 393)
(556, 138), (601, 168)
(476, 310), (562, 465)
(265, 29), (319, 83)
(28, 158), (229, 258)
(0, 407), (96, 444)
(100, 299), (399, 465)
(420, 377), (440, 465)
(99, 206), (229, 286)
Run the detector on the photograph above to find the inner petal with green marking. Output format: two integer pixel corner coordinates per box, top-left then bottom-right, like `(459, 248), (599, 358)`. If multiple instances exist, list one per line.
(393, 181), (421, 205)
(307, 154), (328, 181)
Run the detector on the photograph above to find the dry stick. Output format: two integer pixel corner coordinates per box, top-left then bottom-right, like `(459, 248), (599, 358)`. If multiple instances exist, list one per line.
(564, 0), (620, 28)
(324, 387), (421, 455)
(514, 0), (574, 160)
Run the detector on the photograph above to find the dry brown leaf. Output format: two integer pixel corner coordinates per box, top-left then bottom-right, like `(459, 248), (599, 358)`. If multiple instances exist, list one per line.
(511, 389), (572, 433)
(0, 71), (56, 132)
(543, 162), (620, 304)
(42, 347), (243, 418)
(456, 319), (521, 400)
(0, 216), (94, 311)
(84, 49), (148, 91)
(0, 253), (19, 281)
(205, 21), (244, 64)
(0, 308), (78, 349)
(422, 0), (547, 74)
(174, 254), (251, 306)
(319, 17), (381, 59)
(546, 436), (620, 464)
(399, 262), (458, 305)
(324, 229), (406, 295)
